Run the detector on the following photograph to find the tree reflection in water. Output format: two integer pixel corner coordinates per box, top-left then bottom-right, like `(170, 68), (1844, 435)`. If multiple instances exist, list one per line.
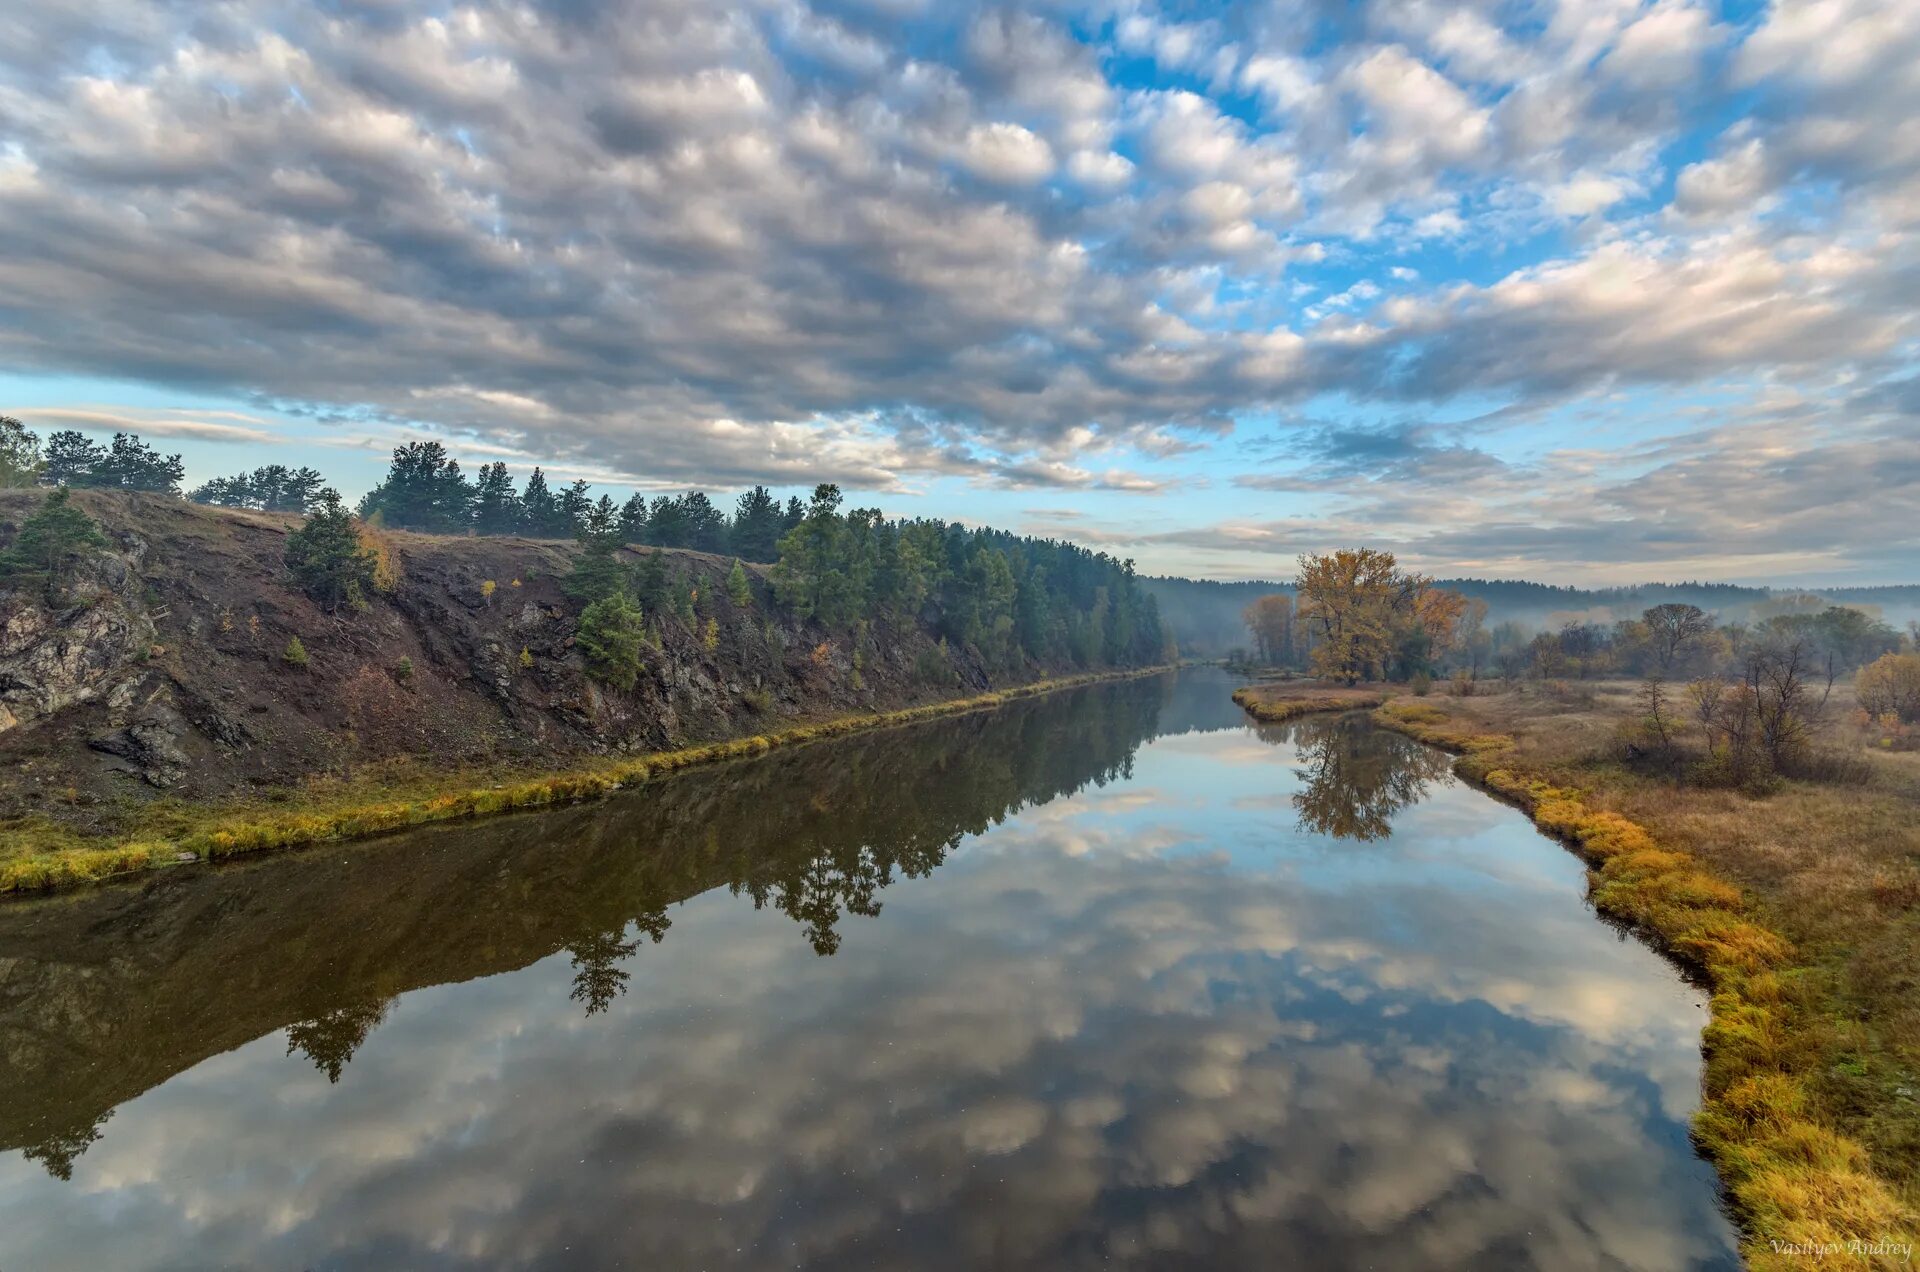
(285, 999), (392, 1083)
(0, 675), (1171, 1178)
(1265, 711), (1455, 841)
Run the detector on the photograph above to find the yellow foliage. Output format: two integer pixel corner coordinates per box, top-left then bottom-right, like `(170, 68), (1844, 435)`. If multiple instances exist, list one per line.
(359, 522), (402, 593)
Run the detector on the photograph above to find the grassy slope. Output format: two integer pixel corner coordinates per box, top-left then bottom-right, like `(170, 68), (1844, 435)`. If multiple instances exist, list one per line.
(1341, 684), (1920, 1269)
(0, 667), (1166, 895)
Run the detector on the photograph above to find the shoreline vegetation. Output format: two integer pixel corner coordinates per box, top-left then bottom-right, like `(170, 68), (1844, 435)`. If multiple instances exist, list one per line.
(0, 666), (1168, 898)
(1229, 684), (1386, 722)
(1233, 680), (1919, 1270)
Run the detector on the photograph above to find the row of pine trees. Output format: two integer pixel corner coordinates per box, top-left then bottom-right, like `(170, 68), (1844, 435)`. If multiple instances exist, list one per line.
(0, 419), (1170, 673)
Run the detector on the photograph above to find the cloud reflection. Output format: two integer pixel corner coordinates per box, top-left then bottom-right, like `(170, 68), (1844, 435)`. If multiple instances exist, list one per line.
(0, 673), (1734, 1270)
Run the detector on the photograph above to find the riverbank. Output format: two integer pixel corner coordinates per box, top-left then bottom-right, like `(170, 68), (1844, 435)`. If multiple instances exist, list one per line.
(0, 666), (1168, 896)
(1357, 690), (1919, 1270)
(1230, 683), (1387, 722)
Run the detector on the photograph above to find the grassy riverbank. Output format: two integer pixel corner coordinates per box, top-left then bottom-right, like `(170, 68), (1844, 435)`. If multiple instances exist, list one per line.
(0, 667), (1168, 896)
(1344, 687), (1919, 1269)
(1230, 683), (1387, 722)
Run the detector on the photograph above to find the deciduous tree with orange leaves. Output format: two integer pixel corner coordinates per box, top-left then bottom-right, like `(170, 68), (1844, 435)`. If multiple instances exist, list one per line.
(1241, 593), (1295, 665)
(1295, 548), (1426, 684)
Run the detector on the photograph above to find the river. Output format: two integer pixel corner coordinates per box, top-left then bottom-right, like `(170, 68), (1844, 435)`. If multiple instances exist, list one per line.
(0, 668), (1737, 1269)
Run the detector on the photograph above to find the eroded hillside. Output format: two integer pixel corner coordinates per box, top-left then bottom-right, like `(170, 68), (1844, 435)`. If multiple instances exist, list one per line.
(0, 491), (999, 834)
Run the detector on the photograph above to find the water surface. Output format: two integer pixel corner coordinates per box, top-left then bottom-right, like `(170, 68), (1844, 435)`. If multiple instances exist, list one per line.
(0, 669), (1737, 1269)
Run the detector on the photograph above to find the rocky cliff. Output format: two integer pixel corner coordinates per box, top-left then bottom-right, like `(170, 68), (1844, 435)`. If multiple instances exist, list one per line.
(0, 491), (1002, 834)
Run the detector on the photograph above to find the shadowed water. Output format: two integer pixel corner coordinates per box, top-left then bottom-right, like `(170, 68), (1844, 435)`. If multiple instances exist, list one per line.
(0, 669), (1737, 1270)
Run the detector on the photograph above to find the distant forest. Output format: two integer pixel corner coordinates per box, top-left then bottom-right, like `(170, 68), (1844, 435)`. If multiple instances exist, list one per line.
(5, 418), (1912, 663)
(1144, 575), (1920, 657)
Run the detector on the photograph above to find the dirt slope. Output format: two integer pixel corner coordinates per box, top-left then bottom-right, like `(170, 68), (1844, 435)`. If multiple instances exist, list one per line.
(0, 491), (996, 833)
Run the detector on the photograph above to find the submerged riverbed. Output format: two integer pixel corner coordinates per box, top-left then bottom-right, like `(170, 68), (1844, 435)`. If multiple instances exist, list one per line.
(0, 668), (1736, 1269)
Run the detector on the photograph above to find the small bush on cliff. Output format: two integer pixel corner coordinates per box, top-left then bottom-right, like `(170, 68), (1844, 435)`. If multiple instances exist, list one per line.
(1, 488), (106, 601)
(577, 593), (647, 690)
(283, 636), (310, 668)
(284, 490), (377, 612)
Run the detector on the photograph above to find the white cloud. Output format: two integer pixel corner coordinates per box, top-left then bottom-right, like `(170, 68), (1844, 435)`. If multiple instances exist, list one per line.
(1674, 138), (1773, 217)
(958, 121), (1055, 184)
(20, 407), (277, 444)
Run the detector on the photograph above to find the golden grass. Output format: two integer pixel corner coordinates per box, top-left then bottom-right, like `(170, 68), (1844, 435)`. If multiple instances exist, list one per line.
(1230, 682), (1389, 723)
(0, 667), (1167, 896)
(1370, 694), (1919, 1269)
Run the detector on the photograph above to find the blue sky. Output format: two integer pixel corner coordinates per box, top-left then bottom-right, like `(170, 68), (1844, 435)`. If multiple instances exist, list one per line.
(1, 0), (1915, 585)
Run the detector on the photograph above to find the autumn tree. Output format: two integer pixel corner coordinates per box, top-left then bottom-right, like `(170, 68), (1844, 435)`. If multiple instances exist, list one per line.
(1401, 585), (1469, 677)
(1295, 548), (1424, 684)
(1242, 593), (1294, 665)
(1642, 603), (1714, 672)
(1857, 652), (1920, 723)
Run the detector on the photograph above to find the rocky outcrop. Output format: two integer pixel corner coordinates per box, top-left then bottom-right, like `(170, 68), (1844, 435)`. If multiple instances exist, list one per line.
(0, 490), (1006, 827)
(0, 536), (156, 738)
(86, 708), (190, 789)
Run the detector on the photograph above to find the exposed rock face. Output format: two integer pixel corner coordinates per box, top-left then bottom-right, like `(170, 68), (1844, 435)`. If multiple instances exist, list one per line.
(87, 710), (190, 789)
(0, 540), (156, 737)
(0, 490), (1006, 827)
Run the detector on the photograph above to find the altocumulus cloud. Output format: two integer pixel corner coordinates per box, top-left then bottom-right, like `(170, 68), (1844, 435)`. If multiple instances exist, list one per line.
(0, 0), (1915, 576)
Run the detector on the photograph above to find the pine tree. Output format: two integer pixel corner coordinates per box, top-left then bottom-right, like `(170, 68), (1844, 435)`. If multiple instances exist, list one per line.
(681, 491), (727, 552)
(647, 494), (690, 547)
(284, 490), (377, 612)
(727, 559), (752, 609)
(616, 493), (649, 543)
(730, 485), (784, 561)
(520, 467), (561, 537)
(472, 462), (522, 535)
(577, 593), (647, 690)
(359, 441), (470, 532)
(557, 480), (594, 537)
(564, 497), (629, 603)
(97, 433), (185, 494)
(634, 549), (668, 611)
(1, 488), (106, 600)
(41, 431), (106, 486)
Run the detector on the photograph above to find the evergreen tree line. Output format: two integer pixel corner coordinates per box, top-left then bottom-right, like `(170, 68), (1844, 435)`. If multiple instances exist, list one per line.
(5, 421), (1171, 670)
(769, 484), (1166, 671)
(0, 417), (186, 495)
(351, 441), (805, 560)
